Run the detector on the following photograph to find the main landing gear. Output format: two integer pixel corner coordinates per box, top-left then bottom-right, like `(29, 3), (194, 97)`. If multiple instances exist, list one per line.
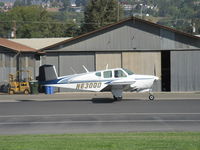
(113, 96), (122, 101)
(112, 87), (123, 101)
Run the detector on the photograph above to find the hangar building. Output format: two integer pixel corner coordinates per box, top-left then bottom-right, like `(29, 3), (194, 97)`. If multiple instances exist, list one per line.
(41, 17), (200, 92)
(0, 38), (71, 92)
(0, 38), (37, 92)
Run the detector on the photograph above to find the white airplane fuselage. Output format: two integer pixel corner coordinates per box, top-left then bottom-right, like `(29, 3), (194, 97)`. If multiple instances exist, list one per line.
(38, 65), (159, 100)
(44, 68), (158, 94)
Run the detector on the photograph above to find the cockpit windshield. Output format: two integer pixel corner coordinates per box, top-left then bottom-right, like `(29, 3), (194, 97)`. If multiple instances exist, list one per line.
(122, 68), (134, 75)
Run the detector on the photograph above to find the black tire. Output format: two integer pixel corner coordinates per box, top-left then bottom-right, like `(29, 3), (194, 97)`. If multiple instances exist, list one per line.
(113, 96), (122, 101)
(149, 95), (154, 100)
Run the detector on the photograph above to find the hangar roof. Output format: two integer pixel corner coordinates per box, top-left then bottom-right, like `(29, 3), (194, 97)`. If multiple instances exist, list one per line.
(9, 38), (71, 50)
(41, 17), (200, 51)
(0, 38), (37, 53)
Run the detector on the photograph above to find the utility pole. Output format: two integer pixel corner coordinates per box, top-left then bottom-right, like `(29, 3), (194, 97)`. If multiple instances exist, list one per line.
(140, 4), (143, 19)
(192, 22), (196, 34)
(11, 20), (17, 38)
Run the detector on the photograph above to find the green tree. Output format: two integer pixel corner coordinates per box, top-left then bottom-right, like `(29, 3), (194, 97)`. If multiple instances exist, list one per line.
(14, 0), (32, 7)
(7, 6), (51, 38)
(0, 12), (12, 38)
(75, 0), (87, 7)
(82, 0), (123, 33)
(179, 6), (195, 19)
(61, 0), (71, 10)
(0, 5), (82, 38)
(0, 2), (4, 7)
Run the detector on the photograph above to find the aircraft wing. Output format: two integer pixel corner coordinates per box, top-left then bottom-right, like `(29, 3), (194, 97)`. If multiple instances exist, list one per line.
(106, 78), (136, 86)
(104, 78), (136, 92)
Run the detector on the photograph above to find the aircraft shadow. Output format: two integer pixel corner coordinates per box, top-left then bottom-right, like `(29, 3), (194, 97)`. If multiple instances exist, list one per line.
(15, 98), (144, 103)
(92, 98), (116, 103)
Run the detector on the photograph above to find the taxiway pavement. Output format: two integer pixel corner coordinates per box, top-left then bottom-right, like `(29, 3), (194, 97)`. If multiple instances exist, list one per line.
(0, 92), (200, 135)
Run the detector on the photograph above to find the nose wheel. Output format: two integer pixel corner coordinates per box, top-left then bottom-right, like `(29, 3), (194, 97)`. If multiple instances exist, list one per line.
(149, 94), (155, 100)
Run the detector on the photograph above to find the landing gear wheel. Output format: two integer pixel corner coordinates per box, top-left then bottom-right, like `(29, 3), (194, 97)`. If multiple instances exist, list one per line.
(113, 96), (122, 101)
(149, 95), (155, 101)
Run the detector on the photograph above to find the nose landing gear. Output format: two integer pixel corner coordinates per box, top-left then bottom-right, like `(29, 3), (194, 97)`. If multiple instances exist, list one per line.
(149, 94), (155, 100)
(148, 89), (155, 100)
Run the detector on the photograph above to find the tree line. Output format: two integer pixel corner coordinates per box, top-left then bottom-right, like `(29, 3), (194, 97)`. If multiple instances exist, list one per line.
(0, 0), (123, 38)
(0, 6), (82, 38)
(0, 0), (199, 38)
(121, 0), (200, 34)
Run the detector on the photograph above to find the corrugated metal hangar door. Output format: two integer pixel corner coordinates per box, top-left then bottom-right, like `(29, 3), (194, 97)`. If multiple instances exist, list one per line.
(59, 52), (95, 92)
(122, 52), (161, 91)
(95, 52), (122, 70)
(45, 53), (59, 72)
(171, 51), (200, 91)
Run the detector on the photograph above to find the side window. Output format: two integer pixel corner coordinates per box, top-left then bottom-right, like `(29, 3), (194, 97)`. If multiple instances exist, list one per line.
(103, 71), (112, 78)
(95, 72), (101, 77)
(114, 70), (127, 78)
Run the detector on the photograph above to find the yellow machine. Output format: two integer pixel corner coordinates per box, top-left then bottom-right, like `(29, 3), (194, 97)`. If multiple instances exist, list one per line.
(8, 70), (32, 94)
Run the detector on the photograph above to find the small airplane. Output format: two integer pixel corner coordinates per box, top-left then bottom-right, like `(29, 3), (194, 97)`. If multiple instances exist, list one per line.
(37, 65), (159, 101)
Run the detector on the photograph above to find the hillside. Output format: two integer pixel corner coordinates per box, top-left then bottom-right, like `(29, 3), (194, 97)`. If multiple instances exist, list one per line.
(120, 0), (200, 34)
(0, 0), (199, 38)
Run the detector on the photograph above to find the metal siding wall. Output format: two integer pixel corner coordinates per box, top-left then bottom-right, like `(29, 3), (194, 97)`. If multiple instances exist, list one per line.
(41, 55), (46, 65)
(95, 52), (122, 70)
(35, 59), (40, 77)
(57, 22), (162, 52)
(47, 20), (200, 53)
(59, 52), (95, 92)
(160, 29), (175, 49)
(175, 34), (200, 49)
(122, 52), (161, 76)
(20, 54), (35, 79)
(134, 30), (160, 50)
(45, 53), (59, 75)
(122, 52), (161, 91)
(171, 51), (200, 91)
(126, 21), (161, 50)
(175, 34), (190, 49)
(0, 53), (16, 92)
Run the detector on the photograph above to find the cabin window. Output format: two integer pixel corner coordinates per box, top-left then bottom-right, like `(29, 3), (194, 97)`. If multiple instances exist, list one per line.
(103, 71), (112, 78)
(122, 68), (134, 75)
(114, 70), (127, 78)
(95, 72), (101, 77)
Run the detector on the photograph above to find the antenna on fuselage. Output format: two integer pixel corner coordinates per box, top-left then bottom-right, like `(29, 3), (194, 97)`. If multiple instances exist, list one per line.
(106, 64), (109, 70)
(70, 67), (77, 74)
(154, 64), (156, 76)
(83, 65), (89, 73)
(153, 64), (161, 79)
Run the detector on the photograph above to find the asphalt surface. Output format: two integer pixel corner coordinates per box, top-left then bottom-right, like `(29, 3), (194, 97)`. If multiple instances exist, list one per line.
(0, 92), (200, 135)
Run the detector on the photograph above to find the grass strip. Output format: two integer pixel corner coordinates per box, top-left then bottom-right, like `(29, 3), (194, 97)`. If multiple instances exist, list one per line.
(0, 132), (200, 150)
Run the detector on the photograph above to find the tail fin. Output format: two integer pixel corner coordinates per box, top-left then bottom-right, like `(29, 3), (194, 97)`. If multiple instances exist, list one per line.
(38, 65), (58, 82)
